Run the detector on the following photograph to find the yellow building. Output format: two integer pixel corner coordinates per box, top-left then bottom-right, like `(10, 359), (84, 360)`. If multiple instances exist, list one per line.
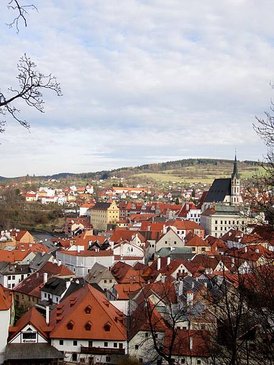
(90, 201), (120, 231)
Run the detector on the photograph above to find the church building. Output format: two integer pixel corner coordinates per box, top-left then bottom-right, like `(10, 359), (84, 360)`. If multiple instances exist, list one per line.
(202, 156), (243, 212)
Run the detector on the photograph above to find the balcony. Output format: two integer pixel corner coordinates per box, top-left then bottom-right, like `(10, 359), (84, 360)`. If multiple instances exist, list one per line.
(81, 346), (125, 355)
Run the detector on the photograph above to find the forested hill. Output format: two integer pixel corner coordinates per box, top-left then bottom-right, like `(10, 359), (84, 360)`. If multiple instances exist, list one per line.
(0, 158), (263, 183)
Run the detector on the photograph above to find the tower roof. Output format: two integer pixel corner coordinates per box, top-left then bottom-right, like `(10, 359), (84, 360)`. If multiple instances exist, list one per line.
(231, 155), (240, 179)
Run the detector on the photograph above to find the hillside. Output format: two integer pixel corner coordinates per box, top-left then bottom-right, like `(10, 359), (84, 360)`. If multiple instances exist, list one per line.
(0, 159), (264, 186)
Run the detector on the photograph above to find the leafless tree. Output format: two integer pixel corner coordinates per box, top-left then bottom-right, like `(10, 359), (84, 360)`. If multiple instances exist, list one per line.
(0, 1), (62, 132)
(205, 263), (274, 365)
(128, 278), (211, 365)
(253, 97), (274, 226)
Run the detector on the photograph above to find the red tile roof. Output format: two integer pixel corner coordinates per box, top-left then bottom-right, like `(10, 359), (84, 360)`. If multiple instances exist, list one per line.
(0, 285), (12, 311)
(50, 284), (127, 340)
(164, 329), (210, 357)
(9, 307), (50, 340)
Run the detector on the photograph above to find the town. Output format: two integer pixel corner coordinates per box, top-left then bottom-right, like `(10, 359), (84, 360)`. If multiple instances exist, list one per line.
(0, 157), (273, 365)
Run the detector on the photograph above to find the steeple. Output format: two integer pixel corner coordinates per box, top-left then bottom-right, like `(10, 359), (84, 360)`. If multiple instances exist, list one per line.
(231, 154), (239, 180)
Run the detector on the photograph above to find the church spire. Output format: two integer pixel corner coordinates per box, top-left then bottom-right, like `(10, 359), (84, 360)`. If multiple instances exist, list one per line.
(232, 154), (239, 180)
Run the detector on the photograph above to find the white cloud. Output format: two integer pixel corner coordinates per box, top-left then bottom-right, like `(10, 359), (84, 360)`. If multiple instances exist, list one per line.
(0, 0), (273, 176)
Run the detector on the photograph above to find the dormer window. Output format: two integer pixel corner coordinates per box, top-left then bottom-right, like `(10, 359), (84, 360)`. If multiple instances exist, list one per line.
(104, 323), (111, 332)
(67, 321), (74, 330)
(85, 321), (92, 331)
(85, 305), (92, 314)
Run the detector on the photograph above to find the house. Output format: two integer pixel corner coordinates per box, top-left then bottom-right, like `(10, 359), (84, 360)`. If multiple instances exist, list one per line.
(0, 285), (13, 365)
(13, 262), (75, 311)
(113, 241), (145, 265)
(49, 283), (127, 364)
(177, 202), (201, 224)
(200, 204), (249, 238)
(155, 228), (185, 254)
(184, 233), (211, 255)
(166, 220), (205, 241)
(6, 307), (64, 365)
(0, 263), (30, 289)
(85, 263), (117, 291)
(164, 329), (210, 365)
(40, 277), (85, 305)
(90, 201), (120, 231)
(128, 302), (167, 364)
(56, 249), (114, 277)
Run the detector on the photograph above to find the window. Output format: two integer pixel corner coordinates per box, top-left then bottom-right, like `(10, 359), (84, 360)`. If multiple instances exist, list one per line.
(114, 343), (117, 348)
(104, 323), (111, 332)
(145, 332), (148, 338)
(119, 343), (123, 349)
(106, 356), (111, 362)
(197, 360), (201, 365)
(181, 359), (186, 364)
(59, 339), (63, 345)
(12, 275), (15, 280)
(85, 322), (92, 331)
(67, 321), (74, 330)
(135, 345), (139, 350)
(22, 332), (36, 340)
(73, 340), (77, 346)
(88, 341), (93, 347)
(8, 275), (11, 280)
(104, 342), (108, 347)
(85, 305), (92, 314)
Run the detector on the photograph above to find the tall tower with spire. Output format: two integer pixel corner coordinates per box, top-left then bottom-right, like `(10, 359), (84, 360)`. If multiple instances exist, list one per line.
(231, 155), (242, 205)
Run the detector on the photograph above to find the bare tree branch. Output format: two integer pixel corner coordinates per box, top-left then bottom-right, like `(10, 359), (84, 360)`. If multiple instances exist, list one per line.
(0, 54), (62, 131)
(7, 0), (37, 33)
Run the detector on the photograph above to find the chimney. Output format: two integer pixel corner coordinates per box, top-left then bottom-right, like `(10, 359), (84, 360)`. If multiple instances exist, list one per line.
(189, 336), (193, 351)
(58, 260), (62, 266)
(46, 306), (50, 325)
(43, 272), (48, 284)
(167, 256), (171, 265)
(161, 274), (166, 283)
(187, 291), (194, 306)
(157, 257), (161, 271)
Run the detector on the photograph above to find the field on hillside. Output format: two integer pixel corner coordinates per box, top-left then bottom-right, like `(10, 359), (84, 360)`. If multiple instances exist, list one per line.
(131, 163), (264, 185)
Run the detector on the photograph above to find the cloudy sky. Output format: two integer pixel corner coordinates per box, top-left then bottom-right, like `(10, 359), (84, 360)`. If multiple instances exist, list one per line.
(0, 0), (273, 177)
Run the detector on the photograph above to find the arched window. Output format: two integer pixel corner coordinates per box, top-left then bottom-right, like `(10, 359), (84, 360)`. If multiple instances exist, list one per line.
(67, 321), (74, 330)
(85, 322), (92, 331)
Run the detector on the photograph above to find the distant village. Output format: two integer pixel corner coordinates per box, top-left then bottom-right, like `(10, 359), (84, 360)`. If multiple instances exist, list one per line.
(0, 158), (273, 365)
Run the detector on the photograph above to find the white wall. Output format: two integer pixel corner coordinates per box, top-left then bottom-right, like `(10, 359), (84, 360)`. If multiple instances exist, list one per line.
(0, 309), (10, 364)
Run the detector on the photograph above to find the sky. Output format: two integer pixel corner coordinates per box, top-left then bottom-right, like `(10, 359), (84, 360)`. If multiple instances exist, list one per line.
(0, 0), (273, 177)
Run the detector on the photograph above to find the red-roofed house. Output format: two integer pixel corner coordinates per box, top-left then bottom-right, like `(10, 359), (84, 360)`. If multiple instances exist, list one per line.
(50, 283), (127, 363)
(0, 285), (13, 364)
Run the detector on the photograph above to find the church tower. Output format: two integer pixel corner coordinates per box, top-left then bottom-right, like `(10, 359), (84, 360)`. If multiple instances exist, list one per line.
(231, 155), (242, 204)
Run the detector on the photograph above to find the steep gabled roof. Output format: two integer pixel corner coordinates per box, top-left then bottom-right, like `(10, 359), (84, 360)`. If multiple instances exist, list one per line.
(164, 329), (210, 357)
(0, 285), (12, 310)
(204, 178), (231, 203)
(50, 284), (127, 340)
(185, 233), (210, 247)
(9, 307), (50, 341)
